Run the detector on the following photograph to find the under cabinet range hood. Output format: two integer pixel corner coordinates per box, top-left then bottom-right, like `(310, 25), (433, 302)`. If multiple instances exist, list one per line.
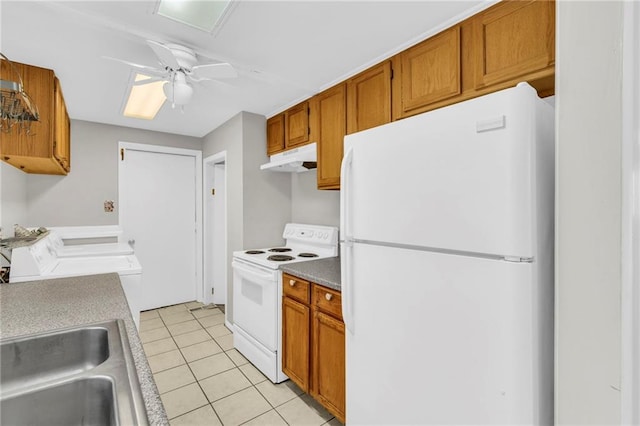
(260, 142), (317, 172)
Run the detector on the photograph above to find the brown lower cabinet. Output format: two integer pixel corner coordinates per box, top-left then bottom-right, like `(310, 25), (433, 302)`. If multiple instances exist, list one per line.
(282, 273), (345, 423)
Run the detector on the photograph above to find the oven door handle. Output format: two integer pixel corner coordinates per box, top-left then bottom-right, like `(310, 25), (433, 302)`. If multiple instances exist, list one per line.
(232, 261), (276, 285)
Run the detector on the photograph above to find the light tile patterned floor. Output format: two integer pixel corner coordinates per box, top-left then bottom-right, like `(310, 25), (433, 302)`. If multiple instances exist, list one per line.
(140, 302), (343, 426)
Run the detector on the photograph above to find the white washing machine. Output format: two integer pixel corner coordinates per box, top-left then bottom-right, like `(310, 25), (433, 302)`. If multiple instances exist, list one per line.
(9, 233), (142, 328)
(47, 231), (134, 258)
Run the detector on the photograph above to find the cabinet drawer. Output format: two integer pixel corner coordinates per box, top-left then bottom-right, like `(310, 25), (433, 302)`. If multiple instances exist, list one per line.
(312, 285), (342, 320)
(283, 274), (310, 304)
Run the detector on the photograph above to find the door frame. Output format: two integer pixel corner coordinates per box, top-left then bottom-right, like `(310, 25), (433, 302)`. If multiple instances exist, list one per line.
(118, 141), (204, 303)
(203, 151), (228, 307)
(621, 0), (640, 422)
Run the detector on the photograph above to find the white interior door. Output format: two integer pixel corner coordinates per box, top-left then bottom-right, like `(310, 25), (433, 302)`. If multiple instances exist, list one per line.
(119, 143), (202, 311)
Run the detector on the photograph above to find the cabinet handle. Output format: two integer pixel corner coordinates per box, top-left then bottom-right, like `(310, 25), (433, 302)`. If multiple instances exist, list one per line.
(325, 293), (333, 301)
(289, 279), (296, 286)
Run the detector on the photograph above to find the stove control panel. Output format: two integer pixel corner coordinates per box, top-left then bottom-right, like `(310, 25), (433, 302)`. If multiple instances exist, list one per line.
(283, 223), (339, 245)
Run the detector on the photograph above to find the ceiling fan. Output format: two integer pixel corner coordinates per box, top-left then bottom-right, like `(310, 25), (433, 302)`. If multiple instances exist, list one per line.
(106, 40), (237, 107)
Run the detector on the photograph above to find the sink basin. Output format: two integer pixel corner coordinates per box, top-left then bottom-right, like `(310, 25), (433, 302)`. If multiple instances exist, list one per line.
(0, 320), (148, 426)
(1, 378), (116, 426)
(1, 326), (109, 393)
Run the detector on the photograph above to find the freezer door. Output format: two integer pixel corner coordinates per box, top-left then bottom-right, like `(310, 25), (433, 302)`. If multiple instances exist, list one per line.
(344, 243), (553, 425)
(342, 83), (554, 258)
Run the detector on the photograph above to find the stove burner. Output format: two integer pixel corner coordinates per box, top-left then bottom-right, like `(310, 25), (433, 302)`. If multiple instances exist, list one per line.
(245, 250), (265, 255)
(298, 253), (319, 258)
(267, 254), (295, 262)
(269, 247), (292, 253)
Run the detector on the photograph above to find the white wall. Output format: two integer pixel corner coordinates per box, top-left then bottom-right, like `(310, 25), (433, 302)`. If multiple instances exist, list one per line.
(0, 162), (28, 239)
(25, 119), (202, 227)
(202, 111), (292, 324)
(555, 2), (624, 424)
(291, 170), (340, 227)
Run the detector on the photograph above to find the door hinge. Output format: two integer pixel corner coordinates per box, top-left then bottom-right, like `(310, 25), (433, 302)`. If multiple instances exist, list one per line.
(211, 188), (215, 196)
(308, 127), (311, 135)
(120, 148), (124, 161)
(391, 68), (394, 80)
(211, 288), (215, 295)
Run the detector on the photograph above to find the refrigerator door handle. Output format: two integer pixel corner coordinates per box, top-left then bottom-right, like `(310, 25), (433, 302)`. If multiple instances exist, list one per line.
(340, 146), (355, 333)
(340, 146), (354, 242)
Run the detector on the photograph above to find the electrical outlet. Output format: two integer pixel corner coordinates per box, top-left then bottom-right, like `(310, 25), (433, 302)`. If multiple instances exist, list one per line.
(104, 200), (114, 212)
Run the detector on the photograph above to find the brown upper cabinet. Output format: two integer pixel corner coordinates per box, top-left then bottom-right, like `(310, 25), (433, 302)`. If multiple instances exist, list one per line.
(312, 84), (346, 190)
(346, 61), (392, 134)
(265, 0), (555, 189)
(472, 0), (555, 94)
(267, 101), (312, 156)
(392, 26), (461, 120)
(285, 101), (311, 148)
(53, 77), (70, 173)
(266, 113), (285, 155)
(1, 60), (70, 175)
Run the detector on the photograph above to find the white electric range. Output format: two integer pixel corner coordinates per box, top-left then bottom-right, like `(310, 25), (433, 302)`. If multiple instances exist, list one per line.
(232, 223), (339, 383)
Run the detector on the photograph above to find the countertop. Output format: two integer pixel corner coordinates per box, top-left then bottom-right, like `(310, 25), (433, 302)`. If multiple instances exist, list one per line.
(280, 257), (341, 291)
(0, 273), (168, 426)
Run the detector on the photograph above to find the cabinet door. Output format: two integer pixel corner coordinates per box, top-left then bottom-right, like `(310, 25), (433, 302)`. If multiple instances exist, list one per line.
(285, 101), (310, 148)
(53, 77), (70, 172)
(311, 311), (345, 423)
(346, 61), (392, 134)
(0, 61), (54, 159)
(266, 114), (285, 155)
(314, 84), (346, 190)
(473, 0), (555, 89)
(393, 26), (461, 120)
(282, 296), (310, 392)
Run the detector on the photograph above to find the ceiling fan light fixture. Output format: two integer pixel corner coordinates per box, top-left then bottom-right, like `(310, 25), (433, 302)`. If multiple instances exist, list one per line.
(123, 73), (166, 120)
(163, 79), (193, 106)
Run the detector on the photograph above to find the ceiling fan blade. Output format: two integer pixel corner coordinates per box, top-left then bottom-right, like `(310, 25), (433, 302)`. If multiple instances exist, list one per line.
(147, 40), (180, 69)
(132, 76), (166, 86)
(191, 63), (237, 80)
(102, 56), (167, 77)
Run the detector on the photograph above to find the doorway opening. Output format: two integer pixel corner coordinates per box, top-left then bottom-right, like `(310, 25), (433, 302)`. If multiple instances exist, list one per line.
(204, 151), (228, 320)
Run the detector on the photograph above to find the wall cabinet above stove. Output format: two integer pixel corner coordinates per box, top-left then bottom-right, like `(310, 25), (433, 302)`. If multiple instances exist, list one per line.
(1, 60), (70, 175)
(267, 101), (312, 156)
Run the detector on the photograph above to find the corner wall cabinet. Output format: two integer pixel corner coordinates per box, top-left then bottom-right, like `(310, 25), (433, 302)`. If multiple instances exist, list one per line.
(266, 0), (555, 190)
(1, 60), (70, 175)
(282, 273), (345, 423)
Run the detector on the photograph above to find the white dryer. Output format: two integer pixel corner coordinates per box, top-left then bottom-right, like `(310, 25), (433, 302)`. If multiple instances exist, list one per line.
(9, 233), (142, 328)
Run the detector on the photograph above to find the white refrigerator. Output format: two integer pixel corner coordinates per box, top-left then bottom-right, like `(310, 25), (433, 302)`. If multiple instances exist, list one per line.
(340, 83), (554, 425)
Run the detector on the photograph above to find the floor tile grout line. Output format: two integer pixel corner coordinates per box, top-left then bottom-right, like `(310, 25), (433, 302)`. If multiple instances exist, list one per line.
(152, 305), (225, 425)
(146, 303), (339, 425)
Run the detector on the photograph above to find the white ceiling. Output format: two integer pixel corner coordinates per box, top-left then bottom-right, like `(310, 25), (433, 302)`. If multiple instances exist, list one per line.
(1, 0), (487, 138)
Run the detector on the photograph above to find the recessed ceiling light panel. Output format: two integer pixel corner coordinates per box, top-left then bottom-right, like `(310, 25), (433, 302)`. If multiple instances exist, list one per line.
(156, 0), (233, 33)
(123, 74), (166, 120)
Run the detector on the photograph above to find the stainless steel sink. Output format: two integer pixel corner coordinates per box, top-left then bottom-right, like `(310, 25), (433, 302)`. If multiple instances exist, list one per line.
(0, 320), (148, 425)
(1, 377), (117, 425)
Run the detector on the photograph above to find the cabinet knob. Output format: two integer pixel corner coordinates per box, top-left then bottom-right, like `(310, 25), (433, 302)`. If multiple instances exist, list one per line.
(289, 279), (296, 286)
(325, 293), (333, 301)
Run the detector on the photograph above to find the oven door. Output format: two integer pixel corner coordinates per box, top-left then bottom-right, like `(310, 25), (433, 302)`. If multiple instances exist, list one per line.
(232, 258), (280, 352)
